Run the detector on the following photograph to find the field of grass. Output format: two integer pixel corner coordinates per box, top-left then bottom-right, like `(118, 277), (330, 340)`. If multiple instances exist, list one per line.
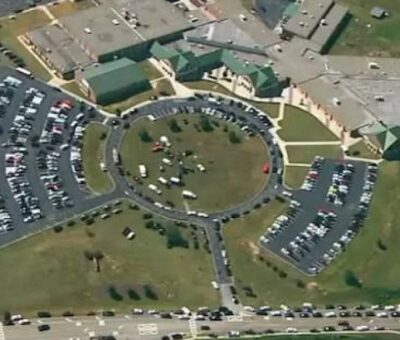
(104, 79), (175, 114)
(0, 201), (218, 316)
(225, 161), (400, 306)
(347, 140), (381, 160)
(61, 81), (89, 100)
(138, 60), (163, 80)
(47, 0), (94, 18)
(331, 0), (400, 57)
(184, 80), (281, 119)
(286, 145), (343, 164)
(278, 105), (338, 142)
(120, 114), (268, 212)
(82, 123), (113, 194)
(0, 9), (51, 81)
(284, 166), (309, 189)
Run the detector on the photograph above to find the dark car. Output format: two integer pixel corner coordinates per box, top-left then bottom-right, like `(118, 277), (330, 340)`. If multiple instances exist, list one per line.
(37, 311), (51, 318)
(38, 324), (50, 332)
(102, 311), (115, 317)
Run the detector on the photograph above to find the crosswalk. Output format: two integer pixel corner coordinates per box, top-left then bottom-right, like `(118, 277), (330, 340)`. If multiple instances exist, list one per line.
(0, 324), (6, 340)
(189, 318), (197, 337)
(138, 323), (158, 336)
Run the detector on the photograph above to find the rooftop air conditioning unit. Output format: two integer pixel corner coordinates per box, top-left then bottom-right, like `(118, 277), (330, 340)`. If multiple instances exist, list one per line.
(112, 19), (120, 25)
(84, 27), (92, 34)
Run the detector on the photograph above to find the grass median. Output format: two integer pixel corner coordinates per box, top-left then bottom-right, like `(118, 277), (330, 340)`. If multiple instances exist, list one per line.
(284, 166), (309, 189)
(225, 161), (400, 306)
(286, 145), (343, 164)
(278, 105), (338, 142)
(82, 123), (113, 194)
(0, 201), (218, 316)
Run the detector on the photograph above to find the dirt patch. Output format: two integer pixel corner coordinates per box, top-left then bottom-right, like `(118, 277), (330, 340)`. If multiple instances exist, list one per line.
(248, 241), (260, 258)
(306, 281), (319, 290)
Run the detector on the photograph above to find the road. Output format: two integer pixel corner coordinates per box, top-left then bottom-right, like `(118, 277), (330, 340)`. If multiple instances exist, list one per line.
(3, 313), (400, 340)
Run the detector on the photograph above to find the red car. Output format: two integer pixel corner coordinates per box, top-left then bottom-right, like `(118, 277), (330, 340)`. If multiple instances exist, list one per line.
(262, 163), (270, 174)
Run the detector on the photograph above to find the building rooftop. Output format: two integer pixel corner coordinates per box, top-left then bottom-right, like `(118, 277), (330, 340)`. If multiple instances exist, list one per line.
(370, 6), (387, 18)
(300, 76), (375, 130)
(310, 4), (348, 49)
(82, 58), (148, 98)
(26, 24), (92, 74)
(59, 4), (142, 58)
(283, 0), (334, 38)
(111, 0), (193, 41)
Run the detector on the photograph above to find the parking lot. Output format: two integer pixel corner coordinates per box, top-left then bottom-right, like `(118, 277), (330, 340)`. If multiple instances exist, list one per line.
(260, 157), (377, 275)
(0, 66), (118, 246)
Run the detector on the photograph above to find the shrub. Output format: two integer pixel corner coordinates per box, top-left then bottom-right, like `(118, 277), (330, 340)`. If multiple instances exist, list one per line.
(228, 131), (241, 144)
(143, 285), (158, 300)
(168, 118), (182, 133)
(138, 128), (152, 143)
(108, 285), (123, 301)
(344, 270), (362, 288)
(142, 213), (153, 220)
(199, 115), (214, 132)
(166, 226), (188, 249)
(67, 220), (75, 227)
(53, 225), (63, 233)
(127, 288), (141, 300)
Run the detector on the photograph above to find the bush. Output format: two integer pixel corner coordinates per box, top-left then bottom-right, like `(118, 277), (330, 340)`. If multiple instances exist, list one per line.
(278, 270), (287, 278)
(168, 118), (182, 133)
(138, 128), (153, 143)
(377, 239), (387, 251)
(143, 285), (158, 300)
(67, 220), (75, 227)
(142, 213), (153, 220)
(127, 288), (141, 300)
(100, 132), (107, 140)
(296, 280), (305, 288)
(166, 225), (188, 249)
(145, 220), (155, 229)
(53, 225), (63, 233)
(228, 131), (241, 144)
(108, 285), (123, 301)
(344, 270), (362, 288)
(199, 115), (214, 132)
(223, 125), (228, 133)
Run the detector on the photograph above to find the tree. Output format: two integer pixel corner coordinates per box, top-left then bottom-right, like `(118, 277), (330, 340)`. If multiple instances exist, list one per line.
(127, 288), (141, 300)
(168, 118), (182, 133)
(344, 270), (362, 288)
(199, 115), (214, 132)
(143, 285), (158, 300)
(108, 285), (123, 301)
(100, 132), (107, 140)
(138, 128), (153, 143)
(115, 109), (122, 117)
(228, 131), (241, 144)
(377, 239), (387, 251)
(2, 311), (11, 325)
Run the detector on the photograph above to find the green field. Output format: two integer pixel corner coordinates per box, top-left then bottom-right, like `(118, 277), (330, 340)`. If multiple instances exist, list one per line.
(347, 140), (381, 160)
(120, 114), (268, 212)
(104, 78), (175, 114)
(331, 0), (400, 57)
(0, 9), (51, 81)
(284, 166), (309, 189)
(225, 161), (400, 306)
(82, 123), (114, 194)
(138, 60), (163, 80)
(184, 80), (281, 119)
(286, 145), (343, 164)
(0, 201), (218, 316)
(278, 105), (338, 142)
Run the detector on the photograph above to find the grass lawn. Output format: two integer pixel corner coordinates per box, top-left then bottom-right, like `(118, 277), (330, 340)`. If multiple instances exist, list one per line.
(331, 0), (400, 57)
(347, 140), (381, 160)
(284, 166), (309, 189)
(82, 123), (113, 194)
(47, 0), (94, 18)
(286, 145), (343, 164)
(0, 200), (218, 316)
(120, 114), (268, 212)
(103, 78), (175, 114)
(225, 161), (400, 306)
(0, 9), (51, 81)
(278, 105), (338, 142)
(61, 81), (90, 100)
(138, 60), (163, 80)
(184, 80), (281, 119)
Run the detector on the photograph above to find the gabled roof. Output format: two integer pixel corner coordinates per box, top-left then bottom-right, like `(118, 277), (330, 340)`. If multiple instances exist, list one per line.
(82, 58), (148, 97)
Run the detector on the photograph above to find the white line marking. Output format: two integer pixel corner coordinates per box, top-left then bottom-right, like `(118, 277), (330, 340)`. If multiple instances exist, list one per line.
(0, 323), (5, 340)
(227, 315), (243, 322)
(98, 320), (105, 326)
(189, 318), (197, 337)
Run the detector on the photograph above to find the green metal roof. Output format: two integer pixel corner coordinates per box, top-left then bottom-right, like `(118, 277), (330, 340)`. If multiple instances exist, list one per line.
(366, 122), (400, 152)
(150, 42), (279, 91)
(82, 58), (148, 97)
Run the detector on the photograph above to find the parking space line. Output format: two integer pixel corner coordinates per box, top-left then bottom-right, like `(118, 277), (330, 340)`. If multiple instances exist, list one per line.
(227, 315), (243, 322)
(189, 318), (197, 337)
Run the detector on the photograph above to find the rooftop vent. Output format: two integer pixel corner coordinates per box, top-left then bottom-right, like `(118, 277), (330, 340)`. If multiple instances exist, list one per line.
(84, 27), (92, 34)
